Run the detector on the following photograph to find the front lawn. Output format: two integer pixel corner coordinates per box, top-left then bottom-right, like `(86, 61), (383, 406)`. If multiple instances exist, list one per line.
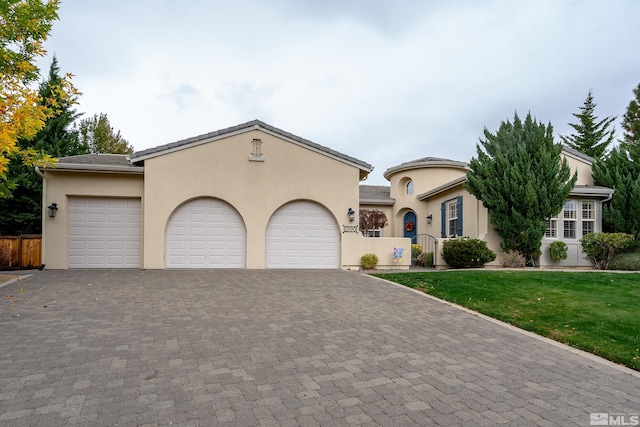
(373, 270), (640, 371)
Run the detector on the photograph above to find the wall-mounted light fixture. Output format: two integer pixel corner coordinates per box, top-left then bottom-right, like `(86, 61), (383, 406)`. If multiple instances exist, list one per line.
(426, 214), (433, 224)
(47, 202), (58, 218)
(347, 208), (355, 222)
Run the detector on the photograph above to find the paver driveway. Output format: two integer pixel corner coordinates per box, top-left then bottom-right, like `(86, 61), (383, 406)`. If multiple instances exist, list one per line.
(0, 270), (639, 426)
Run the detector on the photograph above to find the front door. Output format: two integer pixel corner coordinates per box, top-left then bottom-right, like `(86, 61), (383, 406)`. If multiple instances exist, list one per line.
(403, 211), (417, 243)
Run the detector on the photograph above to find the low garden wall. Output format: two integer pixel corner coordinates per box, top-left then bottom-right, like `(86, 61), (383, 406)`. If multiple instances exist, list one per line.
(342, 234), (411, 271)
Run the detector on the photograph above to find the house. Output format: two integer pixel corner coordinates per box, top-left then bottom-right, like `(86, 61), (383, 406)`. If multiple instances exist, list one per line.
(39, 120), (410, 270)
(360, 146), (614, 267)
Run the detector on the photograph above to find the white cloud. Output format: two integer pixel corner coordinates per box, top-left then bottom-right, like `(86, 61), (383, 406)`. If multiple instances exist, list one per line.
(38, 0), (640, 184)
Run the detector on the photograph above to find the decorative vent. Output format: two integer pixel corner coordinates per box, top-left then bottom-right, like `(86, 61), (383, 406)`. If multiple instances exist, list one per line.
(249, 138), (264, 162)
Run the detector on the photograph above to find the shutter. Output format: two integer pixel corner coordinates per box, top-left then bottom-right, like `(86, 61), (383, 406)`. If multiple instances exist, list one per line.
(441, 202), (446, 238)
(457, 196), (463, 237)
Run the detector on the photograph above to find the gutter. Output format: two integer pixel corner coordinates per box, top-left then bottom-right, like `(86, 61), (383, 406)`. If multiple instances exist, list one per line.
(40, 163), (144, 174)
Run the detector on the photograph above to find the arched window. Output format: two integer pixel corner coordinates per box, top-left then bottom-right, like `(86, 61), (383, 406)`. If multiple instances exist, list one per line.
(405, 180), (414, 195)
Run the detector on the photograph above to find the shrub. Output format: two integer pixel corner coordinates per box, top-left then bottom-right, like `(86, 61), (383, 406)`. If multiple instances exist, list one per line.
(500, 250), (525, 268)
(0, 246), (15, 270)
(580, 232), (634, 270)
(360, 253), (379, 270)
(549, 241), (568, 266)
(608, 252), (640, 271)
(411, 244), (423, 259)
(415, 251), (434, 267)
(442, 238), (496, 268)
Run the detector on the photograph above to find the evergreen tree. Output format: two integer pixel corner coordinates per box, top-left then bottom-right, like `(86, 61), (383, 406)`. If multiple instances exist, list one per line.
(592, 145), (640, 234)
(465, 112), (577, 262)
(592, 84), (640, 235)
(0, 56), (83, 235)
(76, 113), (134, 154)
(621, 83), (640, 147)
(560, 89), (616, 159)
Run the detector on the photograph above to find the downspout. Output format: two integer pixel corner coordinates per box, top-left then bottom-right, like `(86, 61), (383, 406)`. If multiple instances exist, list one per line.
(34, 166), (46, 269)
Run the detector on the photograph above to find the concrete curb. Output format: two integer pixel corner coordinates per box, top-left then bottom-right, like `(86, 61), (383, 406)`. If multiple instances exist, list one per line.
(0, 274), (34, 290)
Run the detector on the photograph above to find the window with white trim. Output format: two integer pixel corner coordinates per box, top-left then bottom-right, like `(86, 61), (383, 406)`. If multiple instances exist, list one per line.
(406, 180), (413, 195)
(582, 200), (595, 236)
(563, 201), (577, 238)
(544, 199), (597, 239)
(545, 216), (558, 238)
(447, 200), (458, 237)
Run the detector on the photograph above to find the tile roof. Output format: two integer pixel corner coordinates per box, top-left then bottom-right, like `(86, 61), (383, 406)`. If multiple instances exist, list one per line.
(58, 153), (135, 166)
(562, 145), (594, 163)
(129, 119), (373, 172)
(359, 185), (394, 205)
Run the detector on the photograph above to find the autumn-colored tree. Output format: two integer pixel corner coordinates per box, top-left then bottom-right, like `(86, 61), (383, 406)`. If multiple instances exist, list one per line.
(0, 0), (78, 197)
(76, 113), (134, 154)
(359, 209), (388, 237)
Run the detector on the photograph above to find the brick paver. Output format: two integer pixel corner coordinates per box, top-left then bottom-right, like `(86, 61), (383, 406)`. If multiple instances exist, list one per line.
(0, 269), (638, 426)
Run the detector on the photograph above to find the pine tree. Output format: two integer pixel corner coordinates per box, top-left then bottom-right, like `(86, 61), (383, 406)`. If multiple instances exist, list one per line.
(560, 89), (616, 159)
(465, 112), (577, 261)
(0, 56), (83, 235)
(621, 83), (640, 147)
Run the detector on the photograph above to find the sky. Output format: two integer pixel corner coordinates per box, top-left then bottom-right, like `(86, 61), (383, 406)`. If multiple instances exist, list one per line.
(38, 0), (640, 185)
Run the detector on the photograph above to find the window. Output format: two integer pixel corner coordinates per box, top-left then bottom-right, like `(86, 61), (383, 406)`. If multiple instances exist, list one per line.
(406, 180), (413, 195)
(563, 201), (577, 238)
(582, 201), (595, 236)
(448, 201), (458, 237)
(545, 199), (597, 239)
(365, 229), (383, 237)
(545, 217), (557, 238)
(441, 196), (463, 238)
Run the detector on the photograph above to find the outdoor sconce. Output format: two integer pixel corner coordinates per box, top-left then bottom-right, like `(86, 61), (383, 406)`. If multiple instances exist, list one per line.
(47, 202), (58, 218)
(426, 214), (433, 224)
(347, 208), (355, 222)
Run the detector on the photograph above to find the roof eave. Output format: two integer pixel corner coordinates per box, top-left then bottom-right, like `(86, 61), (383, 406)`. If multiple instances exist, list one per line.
(359, 199), (395, 206)
(39, 164), (144, 174)
(383, 160), (468, 180)
(417, 176), (468, 200)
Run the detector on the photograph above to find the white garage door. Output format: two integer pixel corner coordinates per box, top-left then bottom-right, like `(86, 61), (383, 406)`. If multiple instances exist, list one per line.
(68, 197), (141, 268)
(266, 201), (340, 269)
(165, 198), (246, 268)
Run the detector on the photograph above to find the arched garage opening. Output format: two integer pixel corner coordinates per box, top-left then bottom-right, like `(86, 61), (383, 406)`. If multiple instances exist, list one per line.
(266, 200), (340, 269)
(165, 198), (246, 268)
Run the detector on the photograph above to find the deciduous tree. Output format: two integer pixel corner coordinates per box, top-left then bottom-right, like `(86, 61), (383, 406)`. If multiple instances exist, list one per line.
(0, 0), (78, 197)
(359, 209), (388, 237)
(465, 112), (577, 262)
(76, 113), (134, 154)
(560, 89), (616, 159)
(0, 56), (83, 235)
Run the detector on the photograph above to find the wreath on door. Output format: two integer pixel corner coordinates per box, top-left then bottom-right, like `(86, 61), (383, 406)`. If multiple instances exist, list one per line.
(404, 221), (415, 232)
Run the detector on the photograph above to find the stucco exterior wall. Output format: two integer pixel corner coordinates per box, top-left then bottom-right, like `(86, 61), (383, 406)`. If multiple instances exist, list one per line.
(341, 234), (411, 270)
(142, 129), (361, 269)
(564, 154), (594, 185)
(41, 171), (144, 269)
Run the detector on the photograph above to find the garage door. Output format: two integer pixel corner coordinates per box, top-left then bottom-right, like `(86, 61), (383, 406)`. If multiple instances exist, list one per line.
(68, 197), (141, 268)
(165, 198), (246, 268)
(266, 201), (340, 268)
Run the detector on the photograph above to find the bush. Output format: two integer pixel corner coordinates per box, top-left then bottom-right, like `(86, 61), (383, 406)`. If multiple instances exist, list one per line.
(411, 244), (423, 259)
(501, 250), (525, 268)
(549, 241), (568, 266)
(580, 232), (634, 270)
(0, 246), (15, 270)
(608, 252), (640, 271)
(416, 251), (434, 267)
(360, 253), (379, 270)
(442, 238), (496, 268)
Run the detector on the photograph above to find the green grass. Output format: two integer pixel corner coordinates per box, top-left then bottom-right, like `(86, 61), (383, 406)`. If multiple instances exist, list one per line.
(372, 270), (640, 371)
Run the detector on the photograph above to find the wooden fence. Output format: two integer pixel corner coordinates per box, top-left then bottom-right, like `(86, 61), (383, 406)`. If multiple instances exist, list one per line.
(0, 235), (42, 270)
